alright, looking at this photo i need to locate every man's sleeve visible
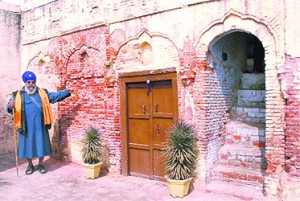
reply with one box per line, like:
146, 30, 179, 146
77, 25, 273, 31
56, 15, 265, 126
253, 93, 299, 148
47, 89, 71, 104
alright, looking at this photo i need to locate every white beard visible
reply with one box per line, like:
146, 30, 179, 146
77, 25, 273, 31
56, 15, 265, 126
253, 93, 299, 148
25, 86, 37, 95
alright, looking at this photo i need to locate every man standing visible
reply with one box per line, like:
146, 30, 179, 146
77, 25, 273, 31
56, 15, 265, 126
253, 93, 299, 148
7, 71, 72, 175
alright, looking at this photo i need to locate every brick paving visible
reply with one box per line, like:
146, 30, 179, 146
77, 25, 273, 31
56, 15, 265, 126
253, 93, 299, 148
0, 154, 247, 201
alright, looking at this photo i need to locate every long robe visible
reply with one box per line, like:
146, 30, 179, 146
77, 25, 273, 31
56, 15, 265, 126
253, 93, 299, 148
7, 87, 70, 159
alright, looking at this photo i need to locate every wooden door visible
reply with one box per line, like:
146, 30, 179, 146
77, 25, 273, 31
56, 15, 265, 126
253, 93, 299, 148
120, 71, 178, 181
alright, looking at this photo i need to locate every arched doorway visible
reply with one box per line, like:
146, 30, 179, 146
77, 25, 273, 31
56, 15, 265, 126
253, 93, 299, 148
204, 31, 266, 199
195, 12, 286, 198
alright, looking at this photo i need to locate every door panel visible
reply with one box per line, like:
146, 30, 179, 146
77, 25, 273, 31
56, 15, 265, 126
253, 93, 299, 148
129, 149, 150, 176
129, 119, 150, 145
152, 118, 172, 147
153, 81, 173, 115
128, 83, 149, 117
153, 149, 165, 177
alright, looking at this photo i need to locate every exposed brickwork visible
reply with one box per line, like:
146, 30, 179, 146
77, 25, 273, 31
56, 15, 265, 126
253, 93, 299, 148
25, 26, 122, 173
278, 56, 300, 177
179, 37, 198, 86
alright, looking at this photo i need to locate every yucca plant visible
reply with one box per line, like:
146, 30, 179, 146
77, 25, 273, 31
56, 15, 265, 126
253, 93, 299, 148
164, 121, 198, 180
81, 126, 102, 164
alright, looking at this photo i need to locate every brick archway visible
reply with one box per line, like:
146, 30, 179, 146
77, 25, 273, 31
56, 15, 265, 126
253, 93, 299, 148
196, 11, 286, 197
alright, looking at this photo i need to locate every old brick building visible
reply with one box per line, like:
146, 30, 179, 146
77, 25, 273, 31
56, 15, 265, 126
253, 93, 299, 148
1, 0, 300, 200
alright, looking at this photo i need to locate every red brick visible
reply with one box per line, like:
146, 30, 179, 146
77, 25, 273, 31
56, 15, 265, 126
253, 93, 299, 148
233, 135, 242, 141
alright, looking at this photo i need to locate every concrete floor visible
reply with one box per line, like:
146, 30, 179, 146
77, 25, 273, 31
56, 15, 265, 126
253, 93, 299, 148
0, 154, 245, 201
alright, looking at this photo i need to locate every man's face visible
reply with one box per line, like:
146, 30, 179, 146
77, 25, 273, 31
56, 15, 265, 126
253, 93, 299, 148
25, 80, 37, 94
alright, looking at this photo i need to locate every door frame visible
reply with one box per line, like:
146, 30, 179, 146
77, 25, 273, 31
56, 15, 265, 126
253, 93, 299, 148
119, 67, 178, 176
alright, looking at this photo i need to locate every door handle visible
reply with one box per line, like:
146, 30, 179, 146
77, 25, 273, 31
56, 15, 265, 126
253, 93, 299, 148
156, 124, 161, 135
155, 103, 158, 113
143, 104, 146, 114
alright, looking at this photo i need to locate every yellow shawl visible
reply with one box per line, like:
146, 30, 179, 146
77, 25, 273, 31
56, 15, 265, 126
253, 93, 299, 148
14, 88, 53, 130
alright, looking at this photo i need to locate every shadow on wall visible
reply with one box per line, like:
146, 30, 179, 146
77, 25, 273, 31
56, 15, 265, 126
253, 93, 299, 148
0, 95, 23, 172
51, 120, 64, 160
50, 98, 111, 176
100, 142, 110, 176
0, 95, 15, 157
51, 101, 83, 162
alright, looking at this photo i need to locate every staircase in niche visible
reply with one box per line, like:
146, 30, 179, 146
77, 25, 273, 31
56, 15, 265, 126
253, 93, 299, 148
206, 73, 266, 200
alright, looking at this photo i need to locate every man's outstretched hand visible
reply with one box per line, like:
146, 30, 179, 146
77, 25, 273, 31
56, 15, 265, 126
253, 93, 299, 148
9, 101, 15, 109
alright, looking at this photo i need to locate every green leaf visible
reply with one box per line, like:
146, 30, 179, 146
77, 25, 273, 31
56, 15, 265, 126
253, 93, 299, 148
81, 126, 102, 164
163, 121, 198, 180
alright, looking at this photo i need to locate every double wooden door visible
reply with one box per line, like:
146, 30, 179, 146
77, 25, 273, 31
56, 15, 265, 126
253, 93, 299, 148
120, 72, 178, 181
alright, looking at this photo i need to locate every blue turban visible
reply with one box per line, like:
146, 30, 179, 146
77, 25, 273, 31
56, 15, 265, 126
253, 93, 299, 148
22, 71, 37, 83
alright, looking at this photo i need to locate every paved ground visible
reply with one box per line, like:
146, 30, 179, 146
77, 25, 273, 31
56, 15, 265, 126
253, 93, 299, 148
0, 154, 244, 201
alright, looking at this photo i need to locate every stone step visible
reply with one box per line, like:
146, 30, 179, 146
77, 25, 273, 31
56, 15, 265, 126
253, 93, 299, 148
226, 121, 266, 146
241, 73, 265, 90
219, 144, 267, 169
230, 107, 265, 125
237, 90, 265, 107
206, 180, 265, 201
210, 165, 265, 189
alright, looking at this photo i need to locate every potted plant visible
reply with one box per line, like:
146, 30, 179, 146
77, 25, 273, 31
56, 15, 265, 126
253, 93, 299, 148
164, 121, 198, 198
81, 126, 103, 179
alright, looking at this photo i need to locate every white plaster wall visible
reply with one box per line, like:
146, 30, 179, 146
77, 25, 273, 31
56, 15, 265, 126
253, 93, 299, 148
285, 0, 300, 57
20, 0, 286, 51
0, 4, 21, 155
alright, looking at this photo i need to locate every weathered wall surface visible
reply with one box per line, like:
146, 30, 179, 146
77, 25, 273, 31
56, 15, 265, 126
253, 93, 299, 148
0, 3, 20, 155
1, 0, 300, 199
283, 1, 300, 173
275, 0, 300, 198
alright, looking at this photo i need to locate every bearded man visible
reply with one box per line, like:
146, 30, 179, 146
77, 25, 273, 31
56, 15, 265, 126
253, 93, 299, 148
7, 71, 72, 175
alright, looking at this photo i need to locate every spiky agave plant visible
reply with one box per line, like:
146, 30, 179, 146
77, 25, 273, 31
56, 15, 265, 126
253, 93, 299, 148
164, 121, 198, 180
82, 126, 102, 164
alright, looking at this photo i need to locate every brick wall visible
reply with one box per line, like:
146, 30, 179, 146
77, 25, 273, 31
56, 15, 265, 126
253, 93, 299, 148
278, 56, 300, 176
282, 4, 300, 191
25, 26, 124, 173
